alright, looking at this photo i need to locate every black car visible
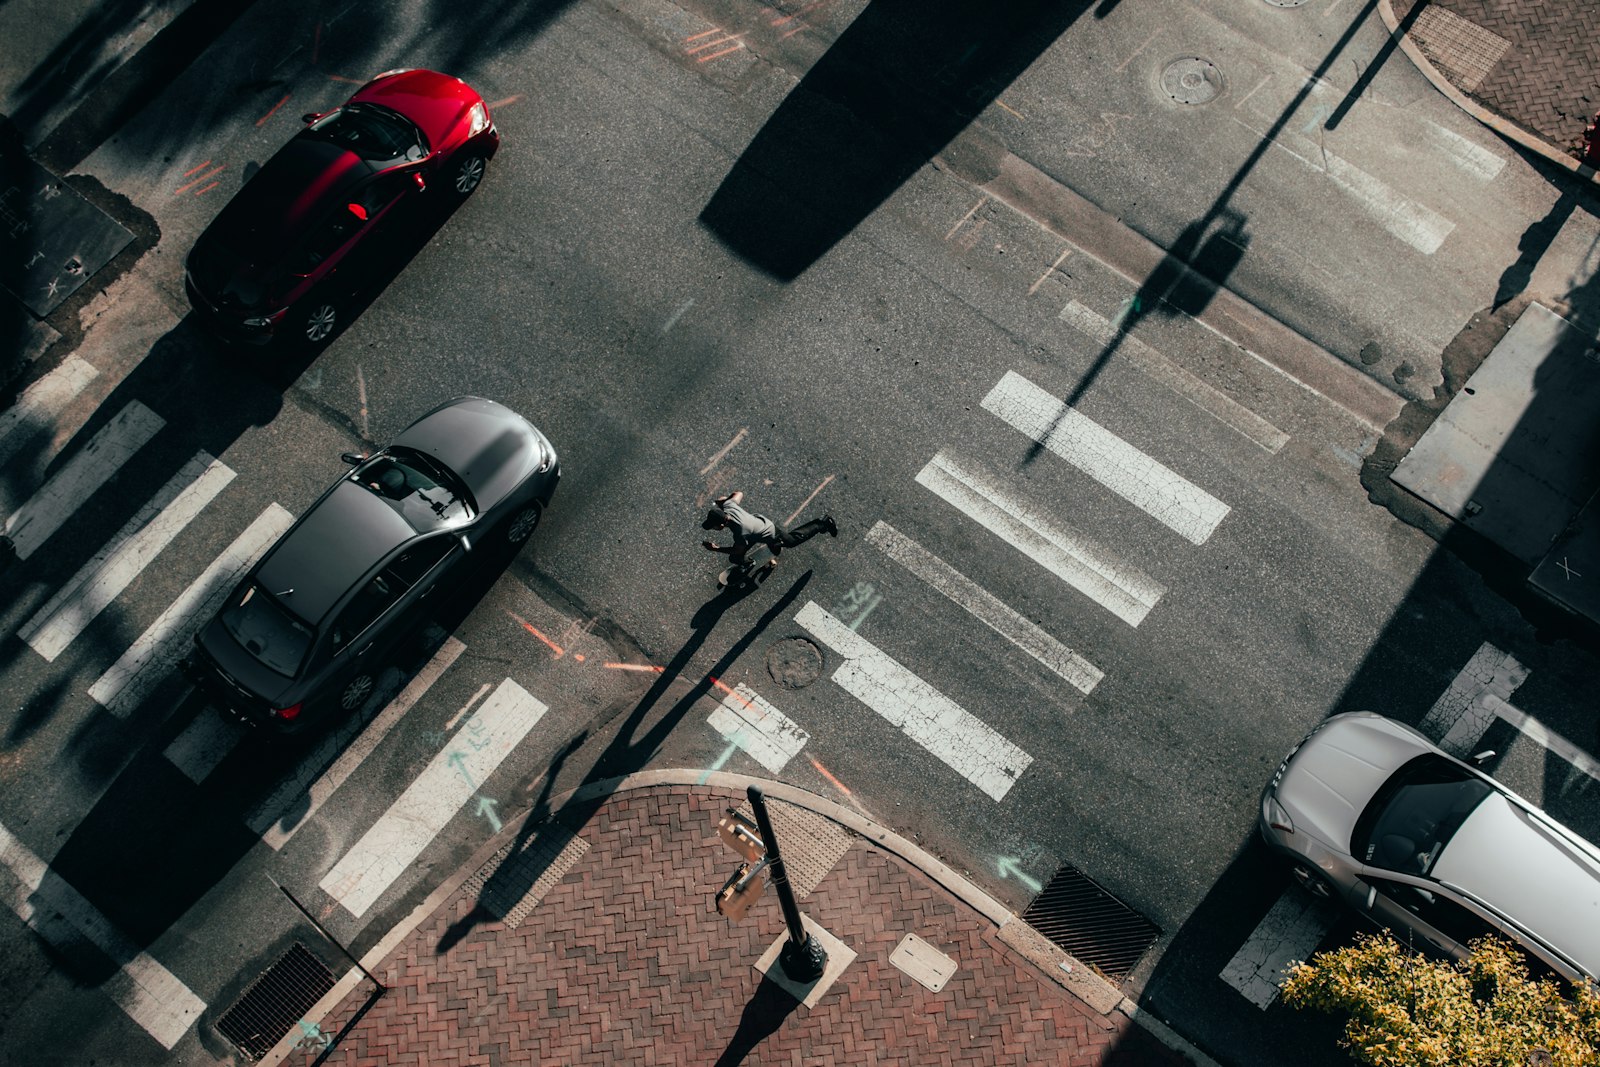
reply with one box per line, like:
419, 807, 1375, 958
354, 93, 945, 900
185, 397, 557, 730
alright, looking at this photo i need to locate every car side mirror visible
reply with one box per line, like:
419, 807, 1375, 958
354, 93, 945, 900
341, 452, 367, 465
301, 112, 321, 124
412, 172, 426, 192
1470, 750, 1496, 765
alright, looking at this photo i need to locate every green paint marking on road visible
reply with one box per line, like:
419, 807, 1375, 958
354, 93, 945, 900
447, 750, 475, 789
697, 739, 740, 784
475, 795, 501, 833
1110, 295, 1141, 331
995, 855, 1042, 893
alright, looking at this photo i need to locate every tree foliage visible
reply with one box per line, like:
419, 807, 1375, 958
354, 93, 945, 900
1280, 932, 1600, 1067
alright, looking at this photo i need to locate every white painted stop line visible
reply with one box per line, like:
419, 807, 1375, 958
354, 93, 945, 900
796, 601, 1032, 801
320, 678, 547, 917
982, 370, 1230, 545
0, 819, 205, 1049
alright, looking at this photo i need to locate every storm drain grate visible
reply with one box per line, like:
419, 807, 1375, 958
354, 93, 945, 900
1020, 865, 1161, 981
217, 942, 336, 1060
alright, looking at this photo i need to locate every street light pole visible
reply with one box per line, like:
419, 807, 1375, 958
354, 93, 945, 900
746, 785, 827, 982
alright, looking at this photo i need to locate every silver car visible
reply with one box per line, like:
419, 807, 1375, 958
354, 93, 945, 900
1260, 711, 1600, 984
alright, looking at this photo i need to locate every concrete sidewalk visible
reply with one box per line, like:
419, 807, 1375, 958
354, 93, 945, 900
267, 775, 1207, 1066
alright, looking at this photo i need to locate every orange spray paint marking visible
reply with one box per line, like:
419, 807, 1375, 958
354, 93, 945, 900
508, 611, 563, 657
487, 95, 524, 110
707, 676, 757, 711
175, 165, 226, 196
311, 22, 322, 65
996, 99, 1024, 120
698, 43, 744, 62
784, 474, 834, 527
181, 159, 213, 178
808, 755, 850, 794
328, 74, 364, 84
605, 663, 664, 673
573, 653, 586, 662
772, 0, 833, 26
255, 94, 292, 127
194, 182, 221, 196
701, 427, 747, 475
684, 28, 723, 42
946, 195, 988, 240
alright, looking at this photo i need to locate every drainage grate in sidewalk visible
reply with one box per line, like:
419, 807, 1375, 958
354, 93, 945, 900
216, 942, 336, 1061
1020, 865, 1161, 981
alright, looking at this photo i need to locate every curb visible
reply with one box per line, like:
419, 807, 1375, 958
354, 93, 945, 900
1377, 0, 1600, 186
264, 769, 1219, 1067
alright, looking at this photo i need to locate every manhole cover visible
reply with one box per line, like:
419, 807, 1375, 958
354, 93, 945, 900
766, 637, 822, 688
1160, 57, 1224, 105
1263, 0, 1310, 6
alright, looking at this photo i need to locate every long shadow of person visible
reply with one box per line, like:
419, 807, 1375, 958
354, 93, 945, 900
711, 977, 804, 1067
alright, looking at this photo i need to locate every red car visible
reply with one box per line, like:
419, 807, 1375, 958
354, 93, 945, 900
185, 69, 499, 347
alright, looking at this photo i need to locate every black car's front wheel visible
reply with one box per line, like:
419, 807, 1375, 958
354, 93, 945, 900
339, 672, 374, 711
451, 154, 487, 197
504, 501, 542, 545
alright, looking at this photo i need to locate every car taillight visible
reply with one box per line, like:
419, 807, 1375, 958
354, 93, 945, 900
271, 702, 302, 722
468, 101, 490, 137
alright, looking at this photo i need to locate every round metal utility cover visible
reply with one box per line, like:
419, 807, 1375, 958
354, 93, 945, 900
1262, 0, 1310, 6
1161, 57, 1224, 105
767, 637, 823, 689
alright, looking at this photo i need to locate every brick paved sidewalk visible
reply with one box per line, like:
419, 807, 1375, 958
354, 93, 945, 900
297, 786, 1192, 1066
1393, 0, 1600, 166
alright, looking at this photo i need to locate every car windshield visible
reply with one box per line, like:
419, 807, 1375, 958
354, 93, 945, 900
305, 104, 425, 162
352, 448, 473, 530
221, 582, 314, 676
1353, 754, 1493, 876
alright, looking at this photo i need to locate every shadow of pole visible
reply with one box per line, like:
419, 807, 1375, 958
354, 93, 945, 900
710, 977, 803, 1067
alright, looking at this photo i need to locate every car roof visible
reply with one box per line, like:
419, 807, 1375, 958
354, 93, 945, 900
1434, 791, 1600, 978
255, 480, 416, 625
202, 138, 375, 258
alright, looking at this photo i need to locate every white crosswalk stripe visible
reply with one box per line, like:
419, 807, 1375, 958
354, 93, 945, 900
0, 819, 205, 1049
916, 450, 1164, 627
0, 356, 98, 470
866, 520, 1103, 695
3, 400, 165, 559
982, 370, 1230, 545
796, 601, 1032, 801
89, 504, 294, 717
21, 453, 235, 661
319, 677, 547, 918
707, 684, 808, 774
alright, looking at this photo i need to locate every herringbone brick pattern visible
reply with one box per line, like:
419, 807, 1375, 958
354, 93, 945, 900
1400, 0, 1600, 152
310, 787, 1187, 1066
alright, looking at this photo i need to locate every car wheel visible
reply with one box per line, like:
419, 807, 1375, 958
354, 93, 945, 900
296, 295, 339, 346
1290, 862, 1335, 900
339, 673, 374, 711
505, 502, 542, 544
452, 154, 487, 197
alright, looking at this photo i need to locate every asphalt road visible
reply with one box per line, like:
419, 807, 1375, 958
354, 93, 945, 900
2, 0, 1599, 1064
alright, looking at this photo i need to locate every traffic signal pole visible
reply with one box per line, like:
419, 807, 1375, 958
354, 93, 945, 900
746, 785, 828, 983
